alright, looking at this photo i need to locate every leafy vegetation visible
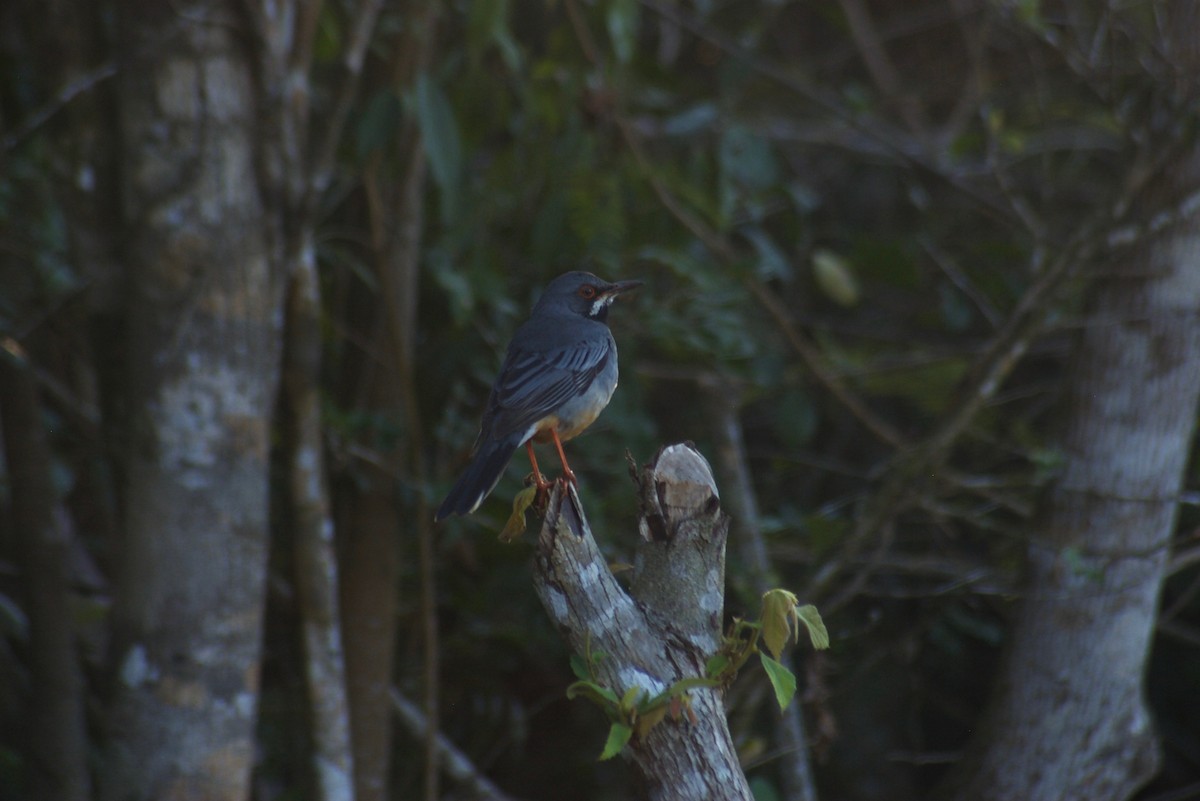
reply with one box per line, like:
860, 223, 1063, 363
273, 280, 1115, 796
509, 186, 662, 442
1, 0, 1198, 799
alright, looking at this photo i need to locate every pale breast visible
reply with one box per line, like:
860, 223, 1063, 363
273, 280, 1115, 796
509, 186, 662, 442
530, 341, 620, 443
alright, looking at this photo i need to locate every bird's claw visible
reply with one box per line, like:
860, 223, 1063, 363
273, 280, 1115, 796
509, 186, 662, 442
524, 470, 552, 493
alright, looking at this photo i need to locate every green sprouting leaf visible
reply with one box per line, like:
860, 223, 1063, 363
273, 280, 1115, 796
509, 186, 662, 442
414, 73, 462, 223
566, 680, 621, 708
760, 588, 800, 660
705, 653, 730, 678
796, 604, 830, 650
599, 722, 633, 760
620, 686, 644, 713
569, 653, 591, 681
635, 702, 669, 738
606, 0, 639, 65
759, 652, 797, 712
499, 485, 538, 542
812, 248, 860, 307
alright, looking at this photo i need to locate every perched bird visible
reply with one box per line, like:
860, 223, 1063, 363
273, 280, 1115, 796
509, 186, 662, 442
435, 271, 642, 521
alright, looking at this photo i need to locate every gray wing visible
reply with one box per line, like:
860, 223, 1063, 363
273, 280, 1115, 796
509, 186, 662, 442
481, 334, 613, 440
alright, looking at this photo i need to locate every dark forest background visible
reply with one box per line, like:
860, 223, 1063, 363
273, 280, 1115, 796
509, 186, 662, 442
2, 1, 1199, 800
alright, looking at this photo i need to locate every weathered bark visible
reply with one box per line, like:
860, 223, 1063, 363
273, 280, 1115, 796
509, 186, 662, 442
0, 346, 91, 801
939, 160, 1200, 800
282, 244, 355, 801
100, 2, 282, 798
533, 444, 753, 801
251, 0, 382, 796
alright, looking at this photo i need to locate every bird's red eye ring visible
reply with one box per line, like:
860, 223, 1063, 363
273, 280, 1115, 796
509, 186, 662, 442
579, 285, 597, 300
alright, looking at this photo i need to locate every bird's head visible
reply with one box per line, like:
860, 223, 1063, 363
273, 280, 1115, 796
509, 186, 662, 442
533, 271, 644, 323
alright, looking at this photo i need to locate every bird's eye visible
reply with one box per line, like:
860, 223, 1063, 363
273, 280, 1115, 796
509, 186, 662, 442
578, 285, 597, 300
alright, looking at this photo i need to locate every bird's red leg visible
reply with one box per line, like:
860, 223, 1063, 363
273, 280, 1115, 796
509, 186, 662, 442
525, 441, 551, 492
549, 428, 578, 486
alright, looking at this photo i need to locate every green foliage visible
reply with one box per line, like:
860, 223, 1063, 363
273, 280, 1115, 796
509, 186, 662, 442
564, 588, 827, 758
566, 636, 720, 759
758, 653, 797, 712
414, 72, 463, 223
9, 0, 1199, 797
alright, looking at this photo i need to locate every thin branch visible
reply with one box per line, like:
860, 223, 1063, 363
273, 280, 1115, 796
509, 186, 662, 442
919, 235, 1003, 329
838, 0, 930, 136
307, 0, 384, 203
1, 62, 117, 152
390, 690, 520, 801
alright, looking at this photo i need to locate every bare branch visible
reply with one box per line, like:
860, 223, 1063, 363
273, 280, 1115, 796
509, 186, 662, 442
1, 62, 117, 152
390, 690, 521, 801
532, 447, 752, 801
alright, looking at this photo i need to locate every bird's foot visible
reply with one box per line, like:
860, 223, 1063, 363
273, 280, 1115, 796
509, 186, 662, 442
524, 470, 552, 493
561, 466, 578, 487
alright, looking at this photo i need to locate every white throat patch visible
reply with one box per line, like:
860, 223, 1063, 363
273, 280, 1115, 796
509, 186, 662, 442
589, 295, 615, 317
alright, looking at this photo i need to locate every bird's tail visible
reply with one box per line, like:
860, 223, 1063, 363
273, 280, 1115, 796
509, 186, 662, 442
434, 434, 523, 521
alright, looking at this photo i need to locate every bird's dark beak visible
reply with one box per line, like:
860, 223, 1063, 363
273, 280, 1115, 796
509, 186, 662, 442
605, 279, 644, 299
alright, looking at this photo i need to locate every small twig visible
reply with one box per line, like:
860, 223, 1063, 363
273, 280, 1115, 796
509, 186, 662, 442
1, 62, 117, 152
919, 235, 1003, 329
837, 0, 929, 136
307, 0, 385, 203
390, 689, 520, 801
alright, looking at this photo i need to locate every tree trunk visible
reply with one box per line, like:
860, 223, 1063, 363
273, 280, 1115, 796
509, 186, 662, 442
100, 2, 282, 798
338, 479, 400, 801
282, 242, 355, 801
0, 347, 91, 801
939, 156, 1200, 800
532, 444, 753, 801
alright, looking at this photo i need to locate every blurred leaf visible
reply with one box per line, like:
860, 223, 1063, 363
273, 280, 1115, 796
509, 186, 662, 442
705, 653, 730, 678
414, 73, 463, 223
428, 251, 473, 323
468, 0, 522, 72
566, 680, 621, 708
0, 593, 28, 641
796, 604, 830, 650
803, 512, 848, 556
606, 0, 639, 65
938, 282, 973, 331
759, 652, 797, 711
760, 588, 799, 660
662, 103, 718, 136
719, 124, 779, 192
812, 248, 860, 307
356, 90, 403, 159
857, 357, 968, 416
750, 776, 782, 801
1014, 0, 1048, 33
744, 226, 791, 281
599, 722, 633, 760
569, 653, 591, 681
313, 6, 342, 62
943, 605, 1004, 646
634, 703, 669, 738
499, 485, 538, 542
